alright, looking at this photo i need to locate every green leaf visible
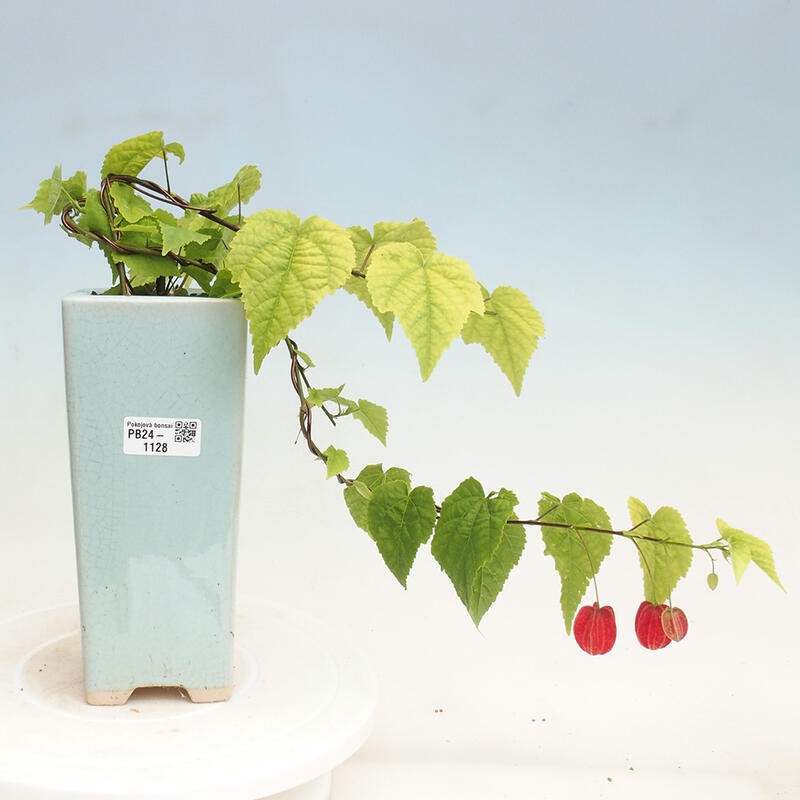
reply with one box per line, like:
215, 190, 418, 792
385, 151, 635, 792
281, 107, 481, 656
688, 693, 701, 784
124, 253, 181, 286
366, 243, 485, 380
431, 477, 521, 626
156, 218, 212, 256
110, 182, 155, 224
293, 348, 315, 369
350, 219, 437, 271
716, 519, 784, 590
343, 464, 411, 532
383, 466, 412, 483
627, 496, 651, 527
78, 188, 113, 240
371, 219, 437, 259
352, 398, 388, 445
306, 385, 353, 412
322, 445, 349, 479
181, 264, 215, 294
203, 165, 262, 216
164, 141, 185, 163
112, 218, 163, 255
101, 131, 176, 178
366, 481, 437, 587
344, 465, 386, 532
205, 269, 239, 297
629, 501, 694, 604
74, 189, 117, 275
461, 285, 544, 395
537, 492, 614, 634
344, 481, 375, 532
25, 166, 87, 224
226, 210, 356, 371
183, 226, 234, 272
304, 389, 387, 447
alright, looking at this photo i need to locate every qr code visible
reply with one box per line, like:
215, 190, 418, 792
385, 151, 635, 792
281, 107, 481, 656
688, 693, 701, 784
174, 420, 198, 443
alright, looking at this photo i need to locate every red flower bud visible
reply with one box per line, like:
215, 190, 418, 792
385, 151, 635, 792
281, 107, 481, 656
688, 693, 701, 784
661, 606, 688, 642
635, 600, 671, 649
573, 602, 617, 655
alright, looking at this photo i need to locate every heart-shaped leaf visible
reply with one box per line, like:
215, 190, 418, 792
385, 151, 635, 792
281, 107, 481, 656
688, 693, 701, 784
461, 285, 544, 395
366, 243, 484, 380
367, 481, 437, 587
227, 210, 355, 370
431, 478, 522, 626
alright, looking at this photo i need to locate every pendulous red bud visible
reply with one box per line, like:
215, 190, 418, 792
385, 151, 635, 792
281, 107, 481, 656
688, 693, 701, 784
635, 600, 672, 649
574, 602, 617, 655
661, 606, 689, 642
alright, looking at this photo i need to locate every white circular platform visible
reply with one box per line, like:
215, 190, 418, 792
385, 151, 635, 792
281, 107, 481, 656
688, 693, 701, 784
0, 602, 377, 800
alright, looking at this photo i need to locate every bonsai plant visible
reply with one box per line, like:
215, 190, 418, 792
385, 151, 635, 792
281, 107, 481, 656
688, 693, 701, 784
27, 130, 783, 679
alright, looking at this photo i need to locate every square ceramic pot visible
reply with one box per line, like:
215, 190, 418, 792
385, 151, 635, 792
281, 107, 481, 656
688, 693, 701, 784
62, 290, 247, 705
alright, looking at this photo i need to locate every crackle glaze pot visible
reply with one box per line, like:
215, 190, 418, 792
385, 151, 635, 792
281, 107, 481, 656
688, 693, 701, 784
62, 290, 247, 705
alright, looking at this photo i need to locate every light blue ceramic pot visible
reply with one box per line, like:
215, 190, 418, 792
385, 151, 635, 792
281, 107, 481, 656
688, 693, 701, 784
62, 290, 247, 705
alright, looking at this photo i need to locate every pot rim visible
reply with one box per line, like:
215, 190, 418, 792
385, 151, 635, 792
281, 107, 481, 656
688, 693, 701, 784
63, 289, 243, 306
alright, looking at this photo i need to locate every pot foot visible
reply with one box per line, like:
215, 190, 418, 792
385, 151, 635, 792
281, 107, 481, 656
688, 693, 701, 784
85, 689, 135, 706
183, 686, 233, 703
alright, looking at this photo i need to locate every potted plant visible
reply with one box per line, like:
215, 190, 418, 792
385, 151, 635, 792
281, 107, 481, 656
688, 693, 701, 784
27, 131, 783, 704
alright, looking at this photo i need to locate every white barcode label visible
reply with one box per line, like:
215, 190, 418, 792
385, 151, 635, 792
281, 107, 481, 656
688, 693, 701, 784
123, 417, 202, 457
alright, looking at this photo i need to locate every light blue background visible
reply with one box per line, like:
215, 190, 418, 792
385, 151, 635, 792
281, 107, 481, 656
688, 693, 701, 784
1, 2, 798, 797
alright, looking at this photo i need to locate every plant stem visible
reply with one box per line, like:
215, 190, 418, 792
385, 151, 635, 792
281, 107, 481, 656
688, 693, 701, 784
104, 174, 240, 232
116, 263, 132, 295
284, 337, 352, 486
507, 516, 728, 554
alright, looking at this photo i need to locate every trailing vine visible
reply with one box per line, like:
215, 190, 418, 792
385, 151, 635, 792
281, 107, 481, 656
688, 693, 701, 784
27, 131, 783, 651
